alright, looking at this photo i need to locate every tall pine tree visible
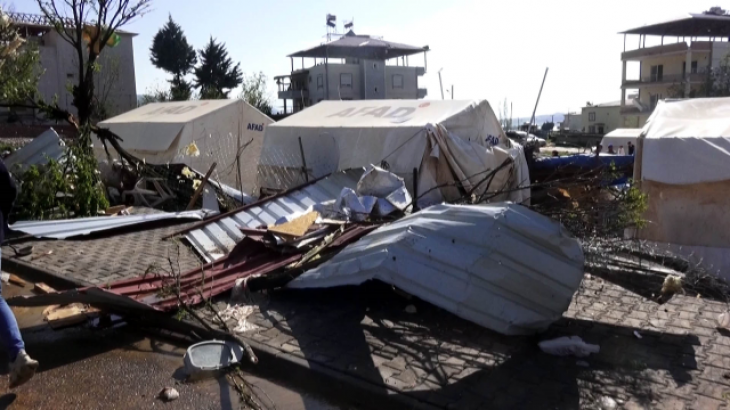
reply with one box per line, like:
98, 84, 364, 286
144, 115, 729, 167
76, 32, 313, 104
149, 15, 196, 100
194, 37, 242, 99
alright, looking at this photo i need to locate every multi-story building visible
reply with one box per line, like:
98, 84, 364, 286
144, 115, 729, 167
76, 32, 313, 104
619, 10, 730, 127
8, 12, 138, 119
275, 30, 429, 114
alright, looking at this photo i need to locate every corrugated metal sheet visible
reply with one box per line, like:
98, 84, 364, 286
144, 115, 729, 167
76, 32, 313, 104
185, 169, 365, 261
10, 209, 217, 239
289, 203, 585, 336
5, 128, 65, 171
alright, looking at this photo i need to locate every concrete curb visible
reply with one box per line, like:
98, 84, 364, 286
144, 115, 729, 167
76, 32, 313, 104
2, 256, 442, 410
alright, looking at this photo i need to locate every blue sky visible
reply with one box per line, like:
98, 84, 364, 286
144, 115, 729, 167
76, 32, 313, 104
12, 0, 721, 117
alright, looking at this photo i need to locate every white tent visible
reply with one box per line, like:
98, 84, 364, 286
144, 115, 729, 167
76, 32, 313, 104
257, 100, 530, 207
634, 98, 730, 276
600, 128, 641, 150
96, 100, 273, 194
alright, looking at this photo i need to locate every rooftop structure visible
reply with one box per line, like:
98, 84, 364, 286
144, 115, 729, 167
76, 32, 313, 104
275, 16, 429, 114
619, 9, 730, 128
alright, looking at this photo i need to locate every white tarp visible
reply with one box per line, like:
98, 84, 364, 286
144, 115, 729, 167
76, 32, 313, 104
289, 203, 585, 335
600, 128, 641, 150
96, 100, 273, 194
257, 100, 530, 207
640, 98, 730, 185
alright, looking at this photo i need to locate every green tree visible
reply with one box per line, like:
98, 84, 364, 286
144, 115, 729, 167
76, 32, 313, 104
150, 15, 196, 101
239, 72, 272, 115
0, 7, 40, 104
36, 0, 152, 124
194, 37, 242, 99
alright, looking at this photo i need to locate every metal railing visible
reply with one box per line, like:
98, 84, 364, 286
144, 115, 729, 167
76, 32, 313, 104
623, 69, 710, 85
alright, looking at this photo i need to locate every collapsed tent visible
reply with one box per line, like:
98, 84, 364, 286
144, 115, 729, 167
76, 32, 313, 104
256, 100, 530, 208
289, 203, 585, 335
633, 98, 730, 276
95, 100, 273, 194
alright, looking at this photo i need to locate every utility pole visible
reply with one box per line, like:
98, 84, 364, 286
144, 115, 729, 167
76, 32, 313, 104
438, 68, 444, 100
451, 85, 454, 100
528, 67, 549, 135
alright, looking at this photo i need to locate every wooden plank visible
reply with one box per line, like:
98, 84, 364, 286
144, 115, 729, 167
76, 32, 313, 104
45, 304, 99, 329
8, 274, 26, 287
105, 205, 127, 215
33, 282, 56, 294
268, 211, 319, 238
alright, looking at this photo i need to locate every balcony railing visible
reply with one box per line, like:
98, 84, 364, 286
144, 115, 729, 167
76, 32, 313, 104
622, 69, 709, 87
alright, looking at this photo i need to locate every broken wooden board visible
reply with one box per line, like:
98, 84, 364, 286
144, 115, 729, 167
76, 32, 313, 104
268, 211, 319, 238
105, 205, 127, 215
33, 282, 56, 294
45, 303, 99, 329
8, 274, 26, 287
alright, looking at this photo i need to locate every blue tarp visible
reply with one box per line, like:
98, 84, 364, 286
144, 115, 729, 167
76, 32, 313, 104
531, 154, 634, 172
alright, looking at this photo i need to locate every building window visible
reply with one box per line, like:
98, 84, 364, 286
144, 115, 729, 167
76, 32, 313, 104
317, 74, 324, 90
589, 126, 596, 133
588, 112, 596, 122
392, 74, 404, 89
650, 64, 664, 82
340, 73, 352, 88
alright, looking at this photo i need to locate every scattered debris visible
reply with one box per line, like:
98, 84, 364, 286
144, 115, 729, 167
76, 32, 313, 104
183, 340, 246, 379
599, 396, 618, 410
576, 360, 589, 367
158, 387, 179, 402
33, 282, 56, 295
539, 336, 600, 357
405, 305, 417, 314
268, 211, 319, 238
4, 128, 65, 172
218, 304, 259, 334
718, 312, 730, 329
633, 331, 643, 339
661, 275, 683, 295
44, 303, 98, 329
7, 274, 26, 287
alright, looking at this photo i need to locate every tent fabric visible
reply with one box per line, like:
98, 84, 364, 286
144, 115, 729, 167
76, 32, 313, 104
96, 100, 273, 194
256, 100, 529, 207
640, 98, 730, 185
600, 128, 641, 149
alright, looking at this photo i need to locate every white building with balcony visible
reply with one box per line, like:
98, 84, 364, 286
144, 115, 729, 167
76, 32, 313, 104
7, 12, 138, 119
274, 31, 429, 114
619, 11, 730, 128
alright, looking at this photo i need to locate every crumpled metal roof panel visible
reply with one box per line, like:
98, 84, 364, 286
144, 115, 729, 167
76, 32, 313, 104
185, 169, 365, 261
289, 203, 585, 336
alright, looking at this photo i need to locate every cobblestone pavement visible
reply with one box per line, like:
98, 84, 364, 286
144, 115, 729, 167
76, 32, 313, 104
2, 217, 201, 286
5, 223, 730, 409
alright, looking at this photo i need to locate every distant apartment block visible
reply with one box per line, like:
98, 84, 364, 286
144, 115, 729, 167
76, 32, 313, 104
620, 9, 730, 127
275, 30, 429, 114
8, 12, 137, 119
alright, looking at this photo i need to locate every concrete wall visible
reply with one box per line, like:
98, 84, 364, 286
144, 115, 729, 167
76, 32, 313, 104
303, 62, 422, 105
581, 105, 622, 135
384, 66, 419, 99
361, 59, 386, 99
33, 31, 136, 119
